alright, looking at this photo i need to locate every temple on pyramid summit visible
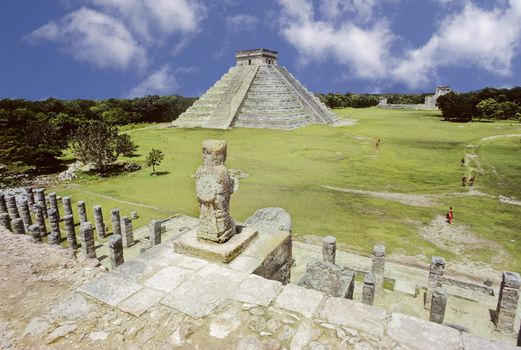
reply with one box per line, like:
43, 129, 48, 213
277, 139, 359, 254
172, 49, 337, 130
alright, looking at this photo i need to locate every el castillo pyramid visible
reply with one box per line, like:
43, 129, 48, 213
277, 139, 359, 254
172, 49, 337, 129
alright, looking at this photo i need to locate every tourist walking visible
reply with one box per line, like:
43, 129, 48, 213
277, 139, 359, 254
461, 175, 467, 187
446, 207, 454, 224
469, 176, 475, 186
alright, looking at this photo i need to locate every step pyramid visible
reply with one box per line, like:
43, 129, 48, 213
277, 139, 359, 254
172, 49, 337, 130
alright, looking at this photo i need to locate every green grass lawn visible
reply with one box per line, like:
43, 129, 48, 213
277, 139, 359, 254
50, 107, 521, 271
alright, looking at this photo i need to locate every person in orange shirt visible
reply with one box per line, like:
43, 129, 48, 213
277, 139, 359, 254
446, 207, 454, 224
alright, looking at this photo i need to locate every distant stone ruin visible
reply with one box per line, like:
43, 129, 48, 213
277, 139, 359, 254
378, 86, 452, 110
173, 49, 337, 129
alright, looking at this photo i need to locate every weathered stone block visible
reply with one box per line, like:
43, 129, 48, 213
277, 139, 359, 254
425, 256, 446, 310
79, 222, 96, 259
429, 287, 448, 324
117, 287, 165, 317
149, 220, 161, 247
0, 213, 11, 231
298, 260, 354, 299
63, 214, 78, 250
121, 216, 134, 247
143, 266, 191, 292
371, 244, 385, 297
11, 218, 25, 235
496, 271, 520, 333
108, 234, 124, 269
77, 201, 87, 224
245, 207, 292, 234
362, 272, 375, 306
78, 273, 142, 306
322, 236, 336, 264
275, 284, 324, 318
232, 274, 282, 306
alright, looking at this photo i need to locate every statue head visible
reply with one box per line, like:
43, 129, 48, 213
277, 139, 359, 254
202, 139, 227, 166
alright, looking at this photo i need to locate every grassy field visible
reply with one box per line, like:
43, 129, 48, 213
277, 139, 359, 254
50, 108, 521, 271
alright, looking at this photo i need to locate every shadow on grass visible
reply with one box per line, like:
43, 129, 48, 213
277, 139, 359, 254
151, 171, 170, 176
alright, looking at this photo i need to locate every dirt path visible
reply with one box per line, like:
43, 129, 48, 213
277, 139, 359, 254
69, 186, 176, 215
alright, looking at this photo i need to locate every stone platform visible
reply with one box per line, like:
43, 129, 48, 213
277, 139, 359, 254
173, 226, 258, 263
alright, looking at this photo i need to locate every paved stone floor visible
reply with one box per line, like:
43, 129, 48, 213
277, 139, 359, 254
16, 236, 514, 349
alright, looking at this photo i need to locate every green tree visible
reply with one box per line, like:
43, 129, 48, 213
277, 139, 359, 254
145, 149, 164, 174
71, 121, 120, 173
476, 98, 498, 121
115, 134, 137, 157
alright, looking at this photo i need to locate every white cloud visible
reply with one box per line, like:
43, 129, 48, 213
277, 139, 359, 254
277, 0, 394, 79
90, 0, 206, 44
319, 0, 379, 23
225, 14, 259, 33
128, 65, 178, 97
24, 7, 146, 70
393, 0, 521, 87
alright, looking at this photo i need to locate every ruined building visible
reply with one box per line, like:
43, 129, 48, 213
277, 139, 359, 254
172, 49, 337, 130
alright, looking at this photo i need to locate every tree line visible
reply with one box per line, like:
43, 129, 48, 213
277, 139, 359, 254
316, 92, 431, 109
436, 87, 521, 122
0, 95, 195, 173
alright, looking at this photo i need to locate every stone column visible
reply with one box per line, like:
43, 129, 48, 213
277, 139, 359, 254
322, 236, 336, 264
93, 205, 106, 239
130, 211, 138, 220
425, 256, 446, 310
429, 287, 448, 324
11, 218, 25, 235
33, 204, 47, 236
18, 198, 32, 229
24, 187, 35, 209
362, 272, 376, 306
371, 245, 385, 296
48, 192, 60, 221
48, 209, 61, 245
5, 195, 20, 219
121, 216, 134, 248
111, 208, 121, 236
77, 201, 87, 224
195, 140, 237, 243
34, 188, 48, 217
62, 196, 73, 217
0, 213, 11, 231
149, 220, 162, 247
496, 271, 520, 333
79, 222, 96, 259
28, 224, 42, 243
63, 214, 78, 250
108, 235, 124, 269
0, 192, 7, 214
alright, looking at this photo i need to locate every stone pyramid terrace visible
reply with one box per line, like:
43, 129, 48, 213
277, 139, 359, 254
172, 49, 337, 130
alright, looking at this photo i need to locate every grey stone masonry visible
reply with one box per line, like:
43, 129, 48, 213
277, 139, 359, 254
430, 288, 448, 324
18, 198, 32, 228
322, 235, 336, 264
33, 204, 47, 236
77, 201, 87, 224
121, 216, 134, 248
108, 234, 124, 269
0, 213, 11, 231
48, 192, 60, 221
298, 261, 354, 299
425, 256, 446, 310
495, 271, 520, 333
0, 192, 7, 214
62, 196, 73, 217
5, 195, 20, 219
48, 209, 61, 245
24, 187, 34, 209
79, 222, 96, 259
63, 214, 78, 250
34, 188, 48, 217
93, 205, 106, 239
11, 218, 25, 235
371, 245, 385, 296
28, 224, 42, 243
362, 272, 376, 306
149, 220, 161, 247
130, 211, 138, 220
111, 208, 121, 236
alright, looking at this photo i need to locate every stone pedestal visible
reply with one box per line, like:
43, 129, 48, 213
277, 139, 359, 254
322, 236, 336, 264
496, 271, 520, 333
149, 220, 161, 247
80, 222, 96, 259
121, 216, 134, 248
77, 201, 87, 224
48, 192, 60, 221
425, 256, 446, 310
298, 260, 354, 299
62, 197, 73, 217
111, 208, 121, 236
363, 272, 376, 306
371, 245, 385, 296
174, 226, 258, 263
34, 189, 48, 218
429, 288, 448, 324
63, 214, 78, 250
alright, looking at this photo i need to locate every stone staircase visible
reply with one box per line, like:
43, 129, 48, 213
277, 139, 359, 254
173, 66, 256, 128
275, 66, 337, 124
233, 65, 318, 129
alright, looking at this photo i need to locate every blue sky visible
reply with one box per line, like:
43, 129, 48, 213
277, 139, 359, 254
1, 0, 520, 100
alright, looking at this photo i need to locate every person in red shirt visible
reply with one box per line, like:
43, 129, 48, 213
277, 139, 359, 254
446, 207, 454, 224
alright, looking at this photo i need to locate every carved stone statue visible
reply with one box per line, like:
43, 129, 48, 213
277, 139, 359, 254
195, 140, 237, 243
